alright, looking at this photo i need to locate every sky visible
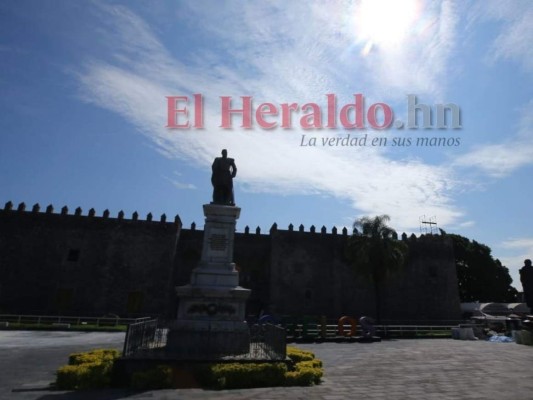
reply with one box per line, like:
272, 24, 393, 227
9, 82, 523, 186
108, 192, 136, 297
0, 0, 531, 291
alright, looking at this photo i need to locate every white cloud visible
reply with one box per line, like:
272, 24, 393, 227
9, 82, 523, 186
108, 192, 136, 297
497, 238, 533, 291
164, 172, 197, 190
454, 101, 533, 177
75, 1, 464, 232
170, 181, 196, 190
447, 220, 475, 230
180, 0, 459, 101
502, 238, 533, 251
455, 2, 533, 179
469, 0, 533, 73
352, 0, 459, 99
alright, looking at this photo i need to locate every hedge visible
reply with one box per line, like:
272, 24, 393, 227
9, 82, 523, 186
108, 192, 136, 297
56, 349, 120, 390
131, 365, 174, 390
208, 362, 288, 389
56, 346, 323, 390
287, 346, 316, 362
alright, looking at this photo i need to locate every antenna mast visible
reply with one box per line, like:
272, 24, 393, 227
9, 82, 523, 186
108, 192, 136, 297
419, 215, 438, 235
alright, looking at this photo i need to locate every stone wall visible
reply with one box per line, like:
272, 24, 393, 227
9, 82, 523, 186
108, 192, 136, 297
380, 235, 462, 321
268, 229, 375, 318
265, 228, 460, 321
0, 201, 461, 321
174, 224, 461, 322
0, 202, 181, 316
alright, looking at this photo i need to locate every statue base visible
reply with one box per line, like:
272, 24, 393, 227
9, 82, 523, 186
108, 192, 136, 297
166, 320, 250, 357
166, 204, 251, 358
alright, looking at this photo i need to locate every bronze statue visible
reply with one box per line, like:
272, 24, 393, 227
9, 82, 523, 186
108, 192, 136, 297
520, 259, 533, 311
211, 149, 237, 205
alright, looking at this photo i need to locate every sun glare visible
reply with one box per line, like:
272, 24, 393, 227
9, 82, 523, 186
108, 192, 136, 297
355, 0, 421, 51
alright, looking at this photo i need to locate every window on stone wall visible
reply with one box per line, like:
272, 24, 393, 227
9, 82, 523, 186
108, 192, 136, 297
66, 249, 80, 262
127, 291, 145, 314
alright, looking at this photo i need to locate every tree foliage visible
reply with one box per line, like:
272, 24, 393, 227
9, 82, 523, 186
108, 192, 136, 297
346, 215, 408, 322
448, 234, 518, 302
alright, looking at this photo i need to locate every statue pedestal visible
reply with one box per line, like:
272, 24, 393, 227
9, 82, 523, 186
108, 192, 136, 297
166, 204, 251, 357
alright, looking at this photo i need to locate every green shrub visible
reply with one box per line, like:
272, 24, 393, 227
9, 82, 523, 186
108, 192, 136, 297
285, 368, 317, 386
56, 348, 120, 390
56, 362, 114, 389
287, 346, 315, 362
297, 359, 322, 369
285, 347, 323, 386
55, 346, 323, 390
68, 349, 120, 365
209, 362, 287, 389
131, 365, 173, 390
284, 364, 323, 386
56, 365, 84, 390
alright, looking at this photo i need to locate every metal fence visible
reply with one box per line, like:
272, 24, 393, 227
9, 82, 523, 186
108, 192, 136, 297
0, 314, 151, 327
122, 319, 165, 357
122, 320, 286, 361
284, 321, 456, 340
246, 323, 286, 360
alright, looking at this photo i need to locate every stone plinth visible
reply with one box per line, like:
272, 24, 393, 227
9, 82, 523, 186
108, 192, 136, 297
166, 204, 251, 357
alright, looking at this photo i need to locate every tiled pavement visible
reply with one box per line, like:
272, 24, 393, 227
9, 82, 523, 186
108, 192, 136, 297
1, 331, 532, 399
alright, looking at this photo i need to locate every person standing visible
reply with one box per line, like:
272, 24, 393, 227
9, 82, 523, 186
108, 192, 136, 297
520, 259, 533, 312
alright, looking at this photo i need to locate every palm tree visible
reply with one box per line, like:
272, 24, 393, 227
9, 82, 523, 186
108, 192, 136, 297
346, 215, 408, 323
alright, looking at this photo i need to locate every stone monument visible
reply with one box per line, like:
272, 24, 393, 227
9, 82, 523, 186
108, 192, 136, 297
211, 149, 236, 205
166, 150, 250, 357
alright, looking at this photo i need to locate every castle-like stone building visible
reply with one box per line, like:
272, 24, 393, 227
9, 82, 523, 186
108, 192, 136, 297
0, 201, 461, 322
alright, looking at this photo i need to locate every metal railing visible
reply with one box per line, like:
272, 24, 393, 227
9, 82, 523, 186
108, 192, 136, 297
283, 321, 456, 340
122, 320, 286, 361
0, 314, 151, 327
122, 319, 163, 357
281, 317, 464, 341
247, 323, 286, 360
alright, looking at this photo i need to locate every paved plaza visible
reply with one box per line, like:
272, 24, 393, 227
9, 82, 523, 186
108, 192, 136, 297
1, 331, 532, 400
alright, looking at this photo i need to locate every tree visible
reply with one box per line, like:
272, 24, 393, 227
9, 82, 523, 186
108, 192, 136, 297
449, 234, 518, 302
346, 215, 408, 323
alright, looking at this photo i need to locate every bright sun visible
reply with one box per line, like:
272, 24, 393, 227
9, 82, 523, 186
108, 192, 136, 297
355, 0, 421, 53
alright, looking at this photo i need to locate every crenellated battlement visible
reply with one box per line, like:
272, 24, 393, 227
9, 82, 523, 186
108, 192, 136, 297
1, 200, 182, 227
6, 196, 438, 243
234, 222, 350, 237
185, 221, 349, 236
186, 219, 430, 243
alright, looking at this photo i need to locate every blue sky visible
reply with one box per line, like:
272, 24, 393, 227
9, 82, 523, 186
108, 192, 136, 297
0, 1, 531, 291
